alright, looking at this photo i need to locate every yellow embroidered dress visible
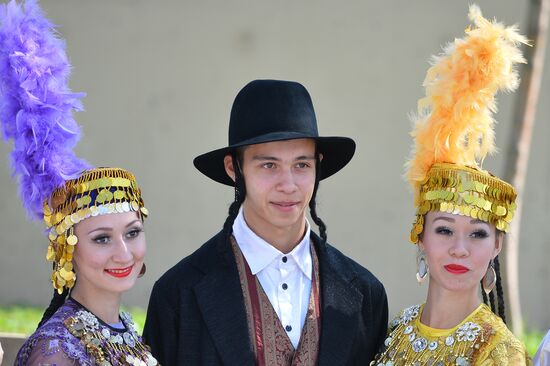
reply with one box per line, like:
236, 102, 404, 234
371, 304, 531, 366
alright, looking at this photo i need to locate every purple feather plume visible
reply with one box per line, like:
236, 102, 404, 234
0, 0, 90, 220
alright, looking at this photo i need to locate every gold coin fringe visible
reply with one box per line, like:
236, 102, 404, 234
43, 168, 148, 293
64, 312, 158, 366
410, 163, 516, 243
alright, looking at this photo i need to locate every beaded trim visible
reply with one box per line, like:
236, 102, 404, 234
64, 308, 158, 366
372, 305, 493, 366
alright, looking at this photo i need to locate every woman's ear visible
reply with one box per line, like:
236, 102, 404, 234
223, 154, 236, 183
493, 231, 504, 257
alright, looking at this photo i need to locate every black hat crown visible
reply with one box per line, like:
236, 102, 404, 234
194, 79, 355, 185
229, 80, 318, 146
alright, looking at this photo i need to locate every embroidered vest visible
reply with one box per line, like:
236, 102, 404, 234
231, 238, 321, 366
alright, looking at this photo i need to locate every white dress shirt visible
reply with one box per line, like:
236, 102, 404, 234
233, 208, 312, 349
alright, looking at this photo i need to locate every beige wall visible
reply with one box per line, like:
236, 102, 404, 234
1, 0, 549, 332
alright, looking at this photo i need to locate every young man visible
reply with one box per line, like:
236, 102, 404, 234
143, 80, 388, 365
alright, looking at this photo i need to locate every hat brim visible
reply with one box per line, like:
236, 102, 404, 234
193, 132, 356, 186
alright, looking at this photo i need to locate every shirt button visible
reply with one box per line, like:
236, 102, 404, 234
282, 283, 288, 290
282, 256, 288, 263
285, 325, 292, 332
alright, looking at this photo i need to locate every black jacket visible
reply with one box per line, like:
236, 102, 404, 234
143, 231, 388, 365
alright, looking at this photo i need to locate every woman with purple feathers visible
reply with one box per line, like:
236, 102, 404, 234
0, 1, 158, 365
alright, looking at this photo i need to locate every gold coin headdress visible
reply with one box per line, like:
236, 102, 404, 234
0, 1, 148, 293
45, 168, 148, 293
407, 5, 529, 243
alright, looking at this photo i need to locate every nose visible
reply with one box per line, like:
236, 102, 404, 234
449, 235, 469, 258
112, 236, 133, 263
276, 167, 298, 193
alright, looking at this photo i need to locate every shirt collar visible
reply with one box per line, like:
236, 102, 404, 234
232, 207, 312, 279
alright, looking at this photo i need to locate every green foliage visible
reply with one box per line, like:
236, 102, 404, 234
0, 306, 42, 335
520, 329, 544, 358
121, 306, 146, 333
0, 305, 146, 335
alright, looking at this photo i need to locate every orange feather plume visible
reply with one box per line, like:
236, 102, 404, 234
406, 5, 529, 203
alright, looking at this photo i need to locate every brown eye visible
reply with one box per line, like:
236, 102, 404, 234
435, 227, 453, 236
471, 230, 489, 239
126, 228, 142, 239
93, 235, 110, 244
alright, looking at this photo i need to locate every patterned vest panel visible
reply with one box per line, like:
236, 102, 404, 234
231, 237, 321, 366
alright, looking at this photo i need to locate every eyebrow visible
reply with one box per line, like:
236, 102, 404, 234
251, 155, 316, 161
432, 216, 490, 226
433, 216, 455, 223
87, 219, 142, 234
470, 219, 489, 226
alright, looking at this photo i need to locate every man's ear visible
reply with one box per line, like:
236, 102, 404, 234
318, 153, 323, 162
224, 154, 236, 183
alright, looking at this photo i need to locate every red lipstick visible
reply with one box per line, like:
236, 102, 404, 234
105, 266, 133, 278
444, 264, 469, 274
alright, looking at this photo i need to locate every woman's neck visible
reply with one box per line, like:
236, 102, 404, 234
70, 285, 122, 324
421, 285, 481, 329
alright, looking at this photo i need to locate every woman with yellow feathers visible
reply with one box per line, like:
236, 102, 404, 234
372, 5, 531, 366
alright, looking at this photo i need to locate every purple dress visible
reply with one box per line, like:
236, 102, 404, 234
15, 298, 156, 366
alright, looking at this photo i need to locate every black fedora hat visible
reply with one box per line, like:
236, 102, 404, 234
193, 79, 356, 186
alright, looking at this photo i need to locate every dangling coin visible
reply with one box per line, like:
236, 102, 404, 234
114, 190, 126, 200
49, 229, 58, 241
64, 262, 73, 272
82, 195, 92, 205
46, 244, 56, 261
67, 235, 78, 246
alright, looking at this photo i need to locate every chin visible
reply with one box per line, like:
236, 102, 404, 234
104, 277, 138, 293
441, 281, 478, 294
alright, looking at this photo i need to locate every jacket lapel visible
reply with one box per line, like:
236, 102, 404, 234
314, 235, 363, 366
193, 234, 255, 366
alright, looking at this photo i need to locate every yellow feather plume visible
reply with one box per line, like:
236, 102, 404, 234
406, 4, 529, 203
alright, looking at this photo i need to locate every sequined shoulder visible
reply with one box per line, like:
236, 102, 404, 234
473, 306, 531, 365
370, 303, 526, 366
389, 304, 422, 331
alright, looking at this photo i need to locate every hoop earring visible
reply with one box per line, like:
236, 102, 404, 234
482, 259, 496, 294
416, 251, 429, 284
138, 263, 147, 278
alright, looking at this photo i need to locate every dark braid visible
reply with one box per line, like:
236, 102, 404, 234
488, 288, 497, 314
494, 256, 506, 323
309, 151, 327, 244
222, 152, 246, 241
479, 256, 506, 324
37, 287, 69, 329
